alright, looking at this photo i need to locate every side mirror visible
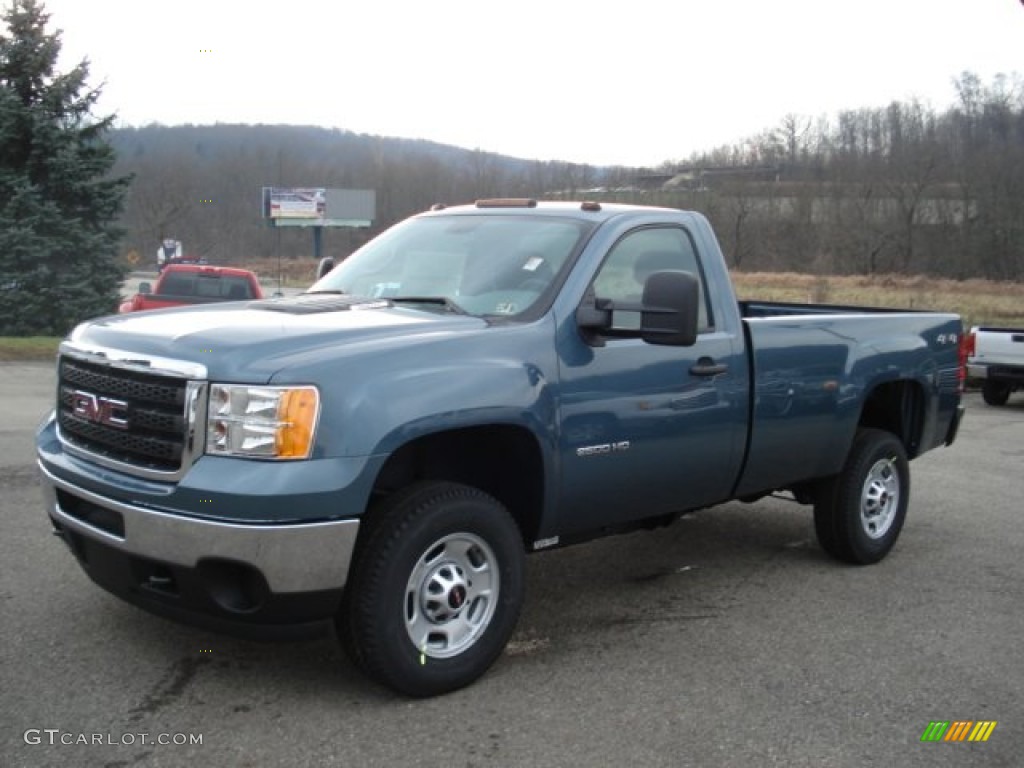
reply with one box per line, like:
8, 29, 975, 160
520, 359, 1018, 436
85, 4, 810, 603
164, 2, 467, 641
316, 257, 336, 280
138, 281, 152, 295
640, 271, 699, 347
576, 272, 700, 347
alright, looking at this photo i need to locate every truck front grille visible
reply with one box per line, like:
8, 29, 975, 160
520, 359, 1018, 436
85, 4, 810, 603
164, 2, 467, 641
57, 355, 200, 476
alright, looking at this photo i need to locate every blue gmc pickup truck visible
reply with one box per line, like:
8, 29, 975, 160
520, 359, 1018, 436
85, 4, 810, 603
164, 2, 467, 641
36, 200, 966, 696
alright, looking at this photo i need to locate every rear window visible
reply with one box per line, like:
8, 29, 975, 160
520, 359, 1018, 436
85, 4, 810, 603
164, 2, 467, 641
158, 273, 254, 300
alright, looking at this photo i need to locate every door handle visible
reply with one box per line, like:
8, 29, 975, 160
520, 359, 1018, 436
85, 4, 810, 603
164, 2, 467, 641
690, 358, 728, 377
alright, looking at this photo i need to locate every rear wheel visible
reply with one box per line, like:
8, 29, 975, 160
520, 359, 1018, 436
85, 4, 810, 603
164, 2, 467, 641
814, 428, 909, 564
339, 481, 524, 697
981, 380, 1011, 406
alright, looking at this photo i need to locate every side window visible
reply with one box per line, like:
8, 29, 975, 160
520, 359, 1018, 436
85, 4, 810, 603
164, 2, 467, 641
591, 227, 712, 332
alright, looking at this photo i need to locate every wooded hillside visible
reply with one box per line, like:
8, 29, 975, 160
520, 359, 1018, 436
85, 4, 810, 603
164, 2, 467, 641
111, 72, 1023, 281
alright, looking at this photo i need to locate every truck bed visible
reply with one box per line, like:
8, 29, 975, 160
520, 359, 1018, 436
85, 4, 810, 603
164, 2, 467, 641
739, 299, 938, 318
734, 301, 963, 498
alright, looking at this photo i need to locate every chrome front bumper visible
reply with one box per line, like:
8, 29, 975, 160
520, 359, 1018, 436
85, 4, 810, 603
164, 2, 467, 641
39, 460, 359, 595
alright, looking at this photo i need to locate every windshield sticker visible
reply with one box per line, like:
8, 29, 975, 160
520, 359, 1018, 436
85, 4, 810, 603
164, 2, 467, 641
522, 256, 544, 272
494, 302, 518, 314
369, 282, 401, 298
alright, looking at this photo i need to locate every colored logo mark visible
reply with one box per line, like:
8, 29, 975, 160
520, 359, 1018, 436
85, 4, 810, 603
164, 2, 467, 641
921, 721, 997, 742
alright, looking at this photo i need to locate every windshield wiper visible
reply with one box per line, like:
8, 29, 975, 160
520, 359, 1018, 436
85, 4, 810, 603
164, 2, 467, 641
303, 289, 347, 295
389, 296, 467, 315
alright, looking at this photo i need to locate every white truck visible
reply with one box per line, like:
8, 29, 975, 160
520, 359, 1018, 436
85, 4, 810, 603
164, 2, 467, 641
967, 326, 1024, 405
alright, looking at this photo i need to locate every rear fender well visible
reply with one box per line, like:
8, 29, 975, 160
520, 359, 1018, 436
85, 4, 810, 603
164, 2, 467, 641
857, 379, 925, 458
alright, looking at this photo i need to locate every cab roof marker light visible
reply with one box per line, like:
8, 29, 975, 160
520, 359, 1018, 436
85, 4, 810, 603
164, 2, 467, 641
580, 201, 602, 211
475, 198, 538, 208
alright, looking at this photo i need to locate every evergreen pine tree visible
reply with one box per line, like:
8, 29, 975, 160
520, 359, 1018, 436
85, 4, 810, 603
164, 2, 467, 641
0, 0, 130, 335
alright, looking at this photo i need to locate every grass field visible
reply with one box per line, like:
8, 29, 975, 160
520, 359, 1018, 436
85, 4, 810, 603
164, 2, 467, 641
0, 336, 61, 361
731, 272, 1023, 329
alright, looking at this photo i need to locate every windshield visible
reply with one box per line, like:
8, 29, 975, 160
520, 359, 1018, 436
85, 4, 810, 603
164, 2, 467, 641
308, 214, 593, 317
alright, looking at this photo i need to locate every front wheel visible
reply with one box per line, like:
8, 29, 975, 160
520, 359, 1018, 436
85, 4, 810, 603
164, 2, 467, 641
339, 482, 525, 697
814, 428, 910, 565
981, 380, 1011, 406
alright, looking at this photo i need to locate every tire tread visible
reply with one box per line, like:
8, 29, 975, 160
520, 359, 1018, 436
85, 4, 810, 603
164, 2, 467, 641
814, 428, 909, 565
340, 481, 523, 697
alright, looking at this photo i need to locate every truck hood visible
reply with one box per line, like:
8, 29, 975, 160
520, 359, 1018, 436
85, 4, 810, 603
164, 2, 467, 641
72, 295, 490, 382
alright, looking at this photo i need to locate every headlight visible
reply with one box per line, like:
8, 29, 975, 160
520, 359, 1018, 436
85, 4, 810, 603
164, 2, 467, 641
206, 384, 319, 459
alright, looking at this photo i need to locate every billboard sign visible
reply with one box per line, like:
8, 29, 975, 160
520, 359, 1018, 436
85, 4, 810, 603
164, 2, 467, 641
261, 188, 375, 227
262, 187, 326, 219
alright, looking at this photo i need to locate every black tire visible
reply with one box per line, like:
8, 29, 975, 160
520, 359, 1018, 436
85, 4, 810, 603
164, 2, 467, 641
981, 380, 1011, 406
814, 428, 910, 565
339, 481, 525, 697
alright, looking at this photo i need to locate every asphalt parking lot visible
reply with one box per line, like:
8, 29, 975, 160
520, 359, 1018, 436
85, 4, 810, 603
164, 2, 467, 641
1, 363, 1021, 768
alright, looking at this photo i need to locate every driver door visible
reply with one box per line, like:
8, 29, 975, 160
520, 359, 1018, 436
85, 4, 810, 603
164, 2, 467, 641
555, 225, 747, 537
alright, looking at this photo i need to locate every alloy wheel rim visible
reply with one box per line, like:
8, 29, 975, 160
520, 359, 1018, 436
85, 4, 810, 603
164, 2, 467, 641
404, 532, 499, 659
860, 457, 900, 540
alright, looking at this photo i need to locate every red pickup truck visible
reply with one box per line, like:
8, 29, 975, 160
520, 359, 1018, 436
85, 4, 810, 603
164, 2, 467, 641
119, 264, 264, 313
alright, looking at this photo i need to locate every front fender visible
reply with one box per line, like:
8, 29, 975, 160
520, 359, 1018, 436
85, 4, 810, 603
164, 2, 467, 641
354, 360, 557, 457
272, 317, 561, 461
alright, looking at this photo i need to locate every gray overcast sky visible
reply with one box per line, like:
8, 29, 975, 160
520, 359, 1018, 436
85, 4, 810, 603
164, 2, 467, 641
37, 0, 1024, 167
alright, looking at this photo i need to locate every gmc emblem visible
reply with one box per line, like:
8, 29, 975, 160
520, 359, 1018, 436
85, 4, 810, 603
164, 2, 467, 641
71, 390, 130, 429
